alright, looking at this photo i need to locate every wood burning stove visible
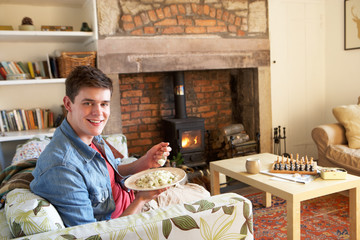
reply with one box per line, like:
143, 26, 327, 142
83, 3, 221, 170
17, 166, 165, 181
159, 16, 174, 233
162, 117, 206, 167
162, 71, 206, 167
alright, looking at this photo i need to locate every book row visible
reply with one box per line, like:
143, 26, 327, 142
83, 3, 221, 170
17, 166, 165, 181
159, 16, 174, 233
0, 56, 60, 80
0, 109, 55, 133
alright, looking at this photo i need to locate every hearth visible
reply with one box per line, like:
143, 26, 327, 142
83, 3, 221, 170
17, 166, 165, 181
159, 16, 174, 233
162, 71, 206, 167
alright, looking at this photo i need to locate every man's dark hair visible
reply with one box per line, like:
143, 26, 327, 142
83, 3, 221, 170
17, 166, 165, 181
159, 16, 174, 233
65, 65, 113, 102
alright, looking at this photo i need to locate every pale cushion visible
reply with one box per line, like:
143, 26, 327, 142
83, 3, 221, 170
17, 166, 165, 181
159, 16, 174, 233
142, 183, 210, 212
332, 104, 360, 149
103, 133, 129, 158
5, 188, 65, 238
12, 136, 51, 164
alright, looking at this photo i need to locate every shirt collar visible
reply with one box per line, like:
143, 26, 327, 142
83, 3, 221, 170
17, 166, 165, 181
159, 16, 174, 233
59, 119, 104, 162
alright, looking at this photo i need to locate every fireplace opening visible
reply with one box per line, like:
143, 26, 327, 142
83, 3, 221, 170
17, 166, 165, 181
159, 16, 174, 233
118, 68, 270, 164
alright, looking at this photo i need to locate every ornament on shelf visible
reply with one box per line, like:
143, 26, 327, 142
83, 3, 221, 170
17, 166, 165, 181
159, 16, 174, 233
19, 17, 35, 31
80, 22, 92, 32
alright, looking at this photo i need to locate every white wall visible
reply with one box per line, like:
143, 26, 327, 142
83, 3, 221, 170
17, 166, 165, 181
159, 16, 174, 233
325, 1, 360, 122
269, 0, 326, 157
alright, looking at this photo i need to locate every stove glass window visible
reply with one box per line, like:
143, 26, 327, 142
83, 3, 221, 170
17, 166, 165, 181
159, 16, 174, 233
181, 130, 202, 150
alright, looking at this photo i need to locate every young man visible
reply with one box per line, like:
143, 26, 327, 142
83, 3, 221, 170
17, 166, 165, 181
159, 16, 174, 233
30, 66, 171, 227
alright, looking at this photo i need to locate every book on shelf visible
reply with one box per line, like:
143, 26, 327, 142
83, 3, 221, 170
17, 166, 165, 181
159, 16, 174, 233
1, 61, 12, 75
17, 61, 29, 74
0, 60, 57, 80
1, 111, 9, 132
0, 108, 55, 133
0, 113, 5, 133
48, 56, 59, 78
27, 62, 35, 78
13, 109, 23, 131
7, 62, 19, 74
0, 64, 7, 79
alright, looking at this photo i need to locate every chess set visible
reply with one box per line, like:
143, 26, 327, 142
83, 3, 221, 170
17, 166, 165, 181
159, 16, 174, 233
270, 154, 318, 175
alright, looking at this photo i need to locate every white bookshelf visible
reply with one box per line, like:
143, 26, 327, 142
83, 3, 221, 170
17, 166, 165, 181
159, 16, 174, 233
0, 30, 94, 43
0, 0, 97, 167
0, 78, 65, 86
0, 128, 56, 142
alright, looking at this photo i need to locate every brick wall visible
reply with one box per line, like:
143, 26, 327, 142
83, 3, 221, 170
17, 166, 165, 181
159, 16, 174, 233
119, 70, 233, 156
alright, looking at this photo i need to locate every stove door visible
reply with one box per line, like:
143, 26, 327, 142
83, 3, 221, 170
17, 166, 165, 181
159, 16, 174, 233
178, 128, 204, 154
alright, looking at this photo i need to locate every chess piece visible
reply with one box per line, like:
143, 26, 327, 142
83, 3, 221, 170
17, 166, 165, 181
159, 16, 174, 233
285, 157, 290, 170
279, 156, 284, 170
300, 157, 305, 171
274, 156, 280, 170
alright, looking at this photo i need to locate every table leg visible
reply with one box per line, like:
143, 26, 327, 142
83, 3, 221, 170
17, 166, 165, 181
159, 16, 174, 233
287, 198, 301, 240
349, 186, 360, 240
262, 192, 272, 207
210, 168, 220, 195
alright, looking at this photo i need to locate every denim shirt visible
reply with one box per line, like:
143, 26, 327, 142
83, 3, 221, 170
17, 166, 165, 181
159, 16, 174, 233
30, 119, 126, 227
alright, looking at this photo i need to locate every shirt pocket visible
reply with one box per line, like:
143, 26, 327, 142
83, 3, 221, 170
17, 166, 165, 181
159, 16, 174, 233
89, 187, 110, 208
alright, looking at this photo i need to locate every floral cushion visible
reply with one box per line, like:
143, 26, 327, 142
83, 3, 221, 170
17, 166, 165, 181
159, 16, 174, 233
13, 192, 253, 240
0, 208, 12, 239
12, 136, 51, 164
5, 188, 65, 238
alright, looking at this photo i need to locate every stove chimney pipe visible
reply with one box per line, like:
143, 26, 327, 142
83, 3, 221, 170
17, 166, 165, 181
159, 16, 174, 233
173, 71, 187, 119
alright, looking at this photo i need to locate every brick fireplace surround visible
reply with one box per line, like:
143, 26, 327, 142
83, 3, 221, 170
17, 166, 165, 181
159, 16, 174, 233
97, 0, 272, 160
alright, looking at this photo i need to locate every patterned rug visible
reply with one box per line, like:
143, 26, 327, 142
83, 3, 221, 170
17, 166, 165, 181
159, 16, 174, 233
244, 191, 350, 239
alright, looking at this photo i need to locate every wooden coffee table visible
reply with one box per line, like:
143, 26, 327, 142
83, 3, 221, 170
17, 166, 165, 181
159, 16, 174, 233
210, 153, 360, 240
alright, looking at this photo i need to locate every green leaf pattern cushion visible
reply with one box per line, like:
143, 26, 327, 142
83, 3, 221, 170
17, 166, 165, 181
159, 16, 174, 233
0, 208, 12, 239
9, 193, 253, 240
5, 188, 65, 238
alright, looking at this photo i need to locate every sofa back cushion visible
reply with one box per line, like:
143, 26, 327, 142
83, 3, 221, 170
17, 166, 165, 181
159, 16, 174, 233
12, 136, 51, 164
333, 104, 360, 149
5, 188, 65, 238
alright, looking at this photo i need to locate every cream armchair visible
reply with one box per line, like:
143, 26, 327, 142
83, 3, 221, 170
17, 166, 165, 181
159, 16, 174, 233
312, 123, 360, 176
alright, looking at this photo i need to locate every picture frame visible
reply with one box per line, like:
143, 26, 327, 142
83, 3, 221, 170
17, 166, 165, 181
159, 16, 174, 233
345, 0, 360, 50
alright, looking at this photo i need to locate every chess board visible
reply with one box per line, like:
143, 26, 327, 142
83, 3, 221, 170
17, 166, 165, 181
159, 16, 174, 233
269, 154, 318, 175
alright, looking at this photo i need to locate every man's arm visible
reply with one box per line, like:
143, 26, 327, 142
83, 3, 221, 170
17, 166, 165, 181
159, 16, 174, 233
31, 166, 97, 227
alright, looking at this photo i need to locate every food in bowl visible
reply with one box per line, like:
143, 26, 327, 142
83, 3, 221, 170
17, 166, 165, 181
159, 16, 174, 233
135, 170, 176, 188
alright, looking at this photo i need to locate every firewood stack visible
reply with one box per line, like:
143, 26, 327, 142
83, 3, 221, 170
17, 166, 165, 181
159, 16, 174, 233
211, 124, 257, 159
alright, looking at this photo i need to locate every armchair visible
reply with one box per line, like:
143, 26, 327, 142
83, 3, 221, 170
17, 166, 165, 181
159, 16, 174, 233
312, 123, 360, 176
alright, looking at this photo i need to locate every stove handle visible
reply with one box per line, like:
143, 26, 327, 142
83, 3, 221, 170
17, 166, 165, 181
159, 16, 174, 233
176, 129, 182, 150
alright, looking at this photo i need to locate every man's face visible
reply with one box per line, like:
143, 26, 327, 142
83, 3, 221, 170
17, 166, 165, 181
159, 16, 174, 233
63, 87, 111, 145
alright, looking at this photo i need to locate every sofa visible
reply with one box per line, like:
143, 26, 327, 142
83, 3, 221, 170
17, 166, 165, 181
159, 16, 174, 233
0, 134, 254, 239
312, 100, 360, 176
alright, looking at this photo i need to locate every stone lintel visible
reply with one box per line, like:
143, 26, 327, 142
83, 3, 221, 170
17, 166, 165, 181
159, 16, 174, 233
98, 36, 270, 74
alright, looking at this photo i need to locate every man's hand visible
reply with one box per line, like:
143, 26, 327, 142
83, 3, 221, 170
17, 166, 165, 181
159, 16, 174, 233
117, 142, 172, 176
144, 142, 172, 169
